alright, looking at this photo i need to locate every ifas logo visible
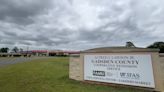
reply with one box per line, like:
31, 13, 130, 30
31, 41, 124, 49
120, 72, 140, 79
93, 70, 105, 76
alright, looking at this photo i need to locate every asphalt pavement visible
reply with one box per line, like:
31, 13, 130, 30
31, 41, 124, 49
0, 57, 46, 67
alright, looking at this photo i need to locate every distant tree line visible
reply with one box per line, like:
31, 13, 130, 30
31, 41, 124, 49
126, 41, 164, 53
0, 46, 23, 53
147, 42, 164, 53
0, 47, 9, 53
1, 42, 164, 53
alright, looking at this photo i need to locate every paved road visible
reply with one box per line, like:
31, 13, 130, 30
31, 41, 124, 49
0, 57, 46, 67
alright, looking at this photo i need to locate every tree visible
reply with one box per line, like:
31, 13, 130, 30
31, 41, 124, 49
147, 42, 164, 53
0, 47, 9, 53
12, 47, 19, 53
19, 48, 23, 52
125, 41, 136, 47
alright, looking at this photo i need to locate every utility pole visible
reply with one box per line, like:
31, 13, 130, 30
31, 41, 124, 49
26, 46, 29, 57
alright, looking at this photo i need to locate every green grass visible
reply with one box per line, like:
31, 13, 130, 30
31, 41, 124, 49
0, 57, 149, 92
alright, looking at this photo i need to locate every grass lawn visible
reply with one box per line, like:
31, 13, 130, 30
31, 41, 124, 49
0, 57, 150, 92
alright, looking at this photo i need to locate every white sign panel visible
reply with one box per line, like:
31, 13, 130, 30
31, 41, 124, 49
84, 54, 155, 88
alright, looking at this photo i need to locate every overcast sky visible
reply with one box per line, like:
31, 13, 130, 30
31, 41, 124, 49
0, 0, 164, 50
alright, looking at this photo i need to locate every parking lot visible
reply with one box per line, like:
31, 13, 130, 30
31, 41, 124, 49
0, 57, 49, 67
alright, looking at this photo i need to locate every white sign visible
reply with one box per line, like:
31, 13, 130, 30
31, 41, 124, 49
84, 54, 155, 88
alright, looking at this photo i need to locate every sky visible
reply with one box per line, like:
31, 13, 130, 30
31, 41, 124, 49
0, 0, 164, 50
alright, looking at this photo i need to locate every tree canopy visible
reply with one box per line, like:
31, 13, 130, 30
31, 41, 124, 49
12, 47, 19, 53
147, 41, 164, 53
0, 47, 9, 53
125, 41, 136, 47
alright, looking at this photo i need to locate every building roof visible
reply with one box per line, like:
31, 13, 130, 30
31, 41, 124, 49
81, 46, 160, 53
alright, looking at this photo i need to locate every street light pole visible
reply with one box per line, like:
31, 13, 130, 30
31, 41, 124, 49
26, 46, 29, 57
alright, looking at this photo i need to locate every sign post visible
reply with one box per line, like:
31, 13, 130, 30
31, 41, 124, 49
84, 54, 155, 88
69, 47, 163, 91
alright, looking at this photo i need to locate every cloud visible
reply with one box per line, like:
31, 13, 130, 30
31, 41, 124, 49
0, 0, 164, 50
0, 0, 53, 25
